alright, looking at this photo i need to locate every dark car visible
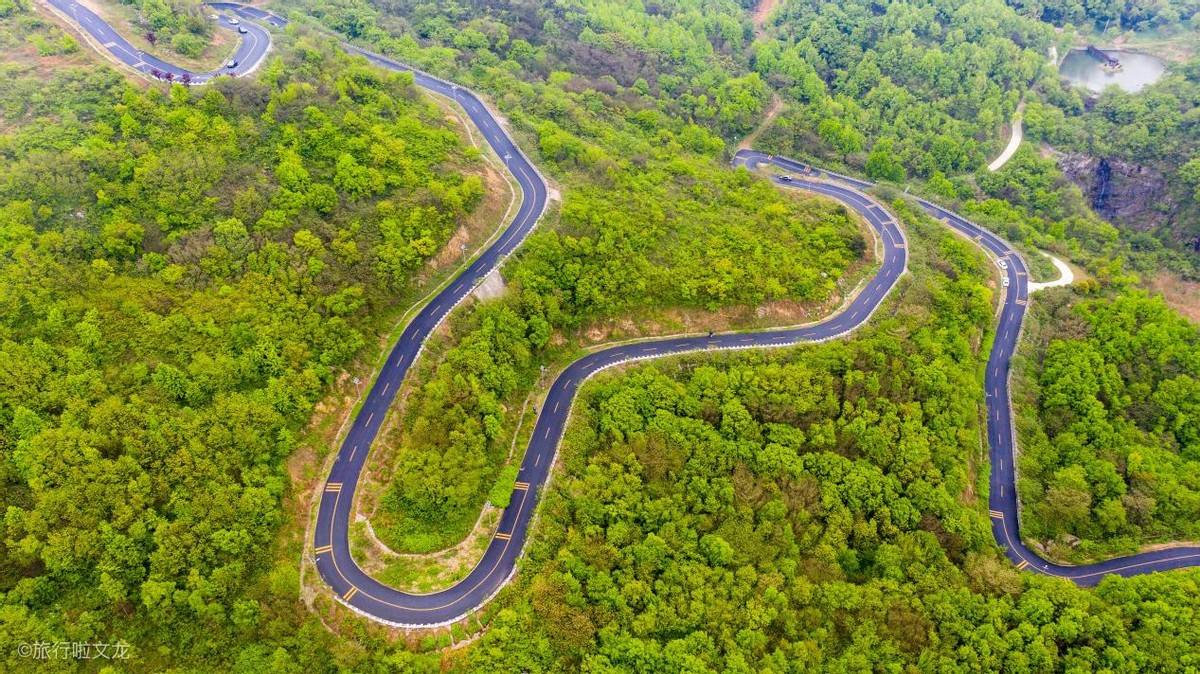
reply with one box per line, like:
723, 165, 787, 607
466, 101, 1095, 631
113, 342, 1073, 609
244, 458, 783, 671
226, 60, 238, 69
777, 175, 792, 182
238, 26, 248, 34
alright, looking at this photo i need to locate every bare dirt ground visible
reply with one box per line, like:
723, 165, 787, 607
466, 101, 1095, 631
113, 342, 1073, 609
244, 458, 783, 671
472, 268, 507, 301
1103, 31, 1198, 63
1148, 273, 1200, 324
752, 0, 781, 35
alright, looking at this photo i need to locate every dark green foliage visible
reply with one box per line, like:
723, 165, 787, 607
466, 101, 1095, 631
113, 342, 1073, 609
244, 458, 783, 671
1012, 0, 1200, 32
1025, 64, 1200, 259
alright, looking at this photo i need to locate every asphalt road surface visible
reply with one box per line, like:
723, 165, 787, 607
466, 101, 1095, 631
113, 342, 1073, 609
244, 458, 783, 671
50, 2, 1200, 627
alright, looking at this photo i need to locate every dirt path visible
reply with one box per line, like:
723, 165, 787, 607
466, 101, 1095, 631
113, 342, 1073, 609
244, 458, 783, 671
1148, 273, 1200, 323
739, 94, 783, 151
752, 0, 780, 35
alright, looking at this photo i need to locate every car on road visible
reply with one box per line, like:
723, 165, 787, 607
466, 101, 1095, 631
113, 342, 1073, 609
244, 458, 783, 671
228, 17, 239, 24
238, 26, 248, 34
777, 175, 792, 182
997, 259, 1008, 269
1002, 276, 1010, 287
226, 59, 238, 69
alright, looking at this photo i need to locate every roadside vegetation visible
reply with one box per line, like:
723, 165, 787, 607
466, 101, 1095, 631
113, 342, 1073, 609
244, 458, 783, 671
114, 0, 215, 60
369, 166, 866, 554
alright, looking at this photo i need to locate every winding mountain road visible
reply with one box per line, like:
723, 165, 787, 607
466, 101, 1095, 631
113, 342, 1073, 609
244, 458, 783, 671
48, 2, 1200, 628
44, 0, 275, 82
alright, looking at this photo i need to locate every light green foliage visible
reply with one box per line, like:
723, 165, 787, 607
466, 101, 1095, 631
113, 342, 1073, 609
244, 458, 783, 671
307, 0, 866, 554
301, 0, 770, 139
488, 464, 521, 509
372, 166, 865, 552
3, 0, 1199, 669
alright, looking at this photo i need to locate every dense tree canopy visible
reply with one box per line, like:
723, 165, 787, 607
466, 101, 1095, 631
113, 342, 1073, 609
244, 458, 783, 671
1015, 289, 1200, 561
454, 204, 1200, 673
754, 0, 1055, 180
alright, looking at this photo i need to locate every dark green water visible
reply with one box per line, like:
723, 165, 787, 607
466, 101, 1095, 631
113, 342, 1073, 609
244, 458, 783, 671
1060, 49, 1166, 93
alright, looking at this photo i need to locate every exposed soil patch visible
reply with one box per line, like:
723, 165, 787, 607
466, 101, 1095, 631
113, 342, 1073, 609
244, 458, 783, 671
1148, 273, 1200, 324
472, 268, 507, 301
752, 0, 781, 35
2, 36, 87, 68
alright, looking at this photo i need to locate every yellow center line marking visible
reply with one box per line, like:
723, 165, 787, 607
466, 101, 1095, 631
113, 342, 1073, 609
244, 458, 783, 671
989, 510, 1004, 519
315, 545, 332, 554
513, 481, 529, 491
325, 483, 342, 492
494, 532, 511, 541
1016, 560, 1029, 571
342, 586, 359, 601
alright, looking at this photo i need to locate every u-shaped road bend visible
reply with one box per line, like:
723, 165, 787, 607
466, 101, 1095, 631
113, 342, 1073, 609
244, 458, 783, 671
50, 2, 1200, 627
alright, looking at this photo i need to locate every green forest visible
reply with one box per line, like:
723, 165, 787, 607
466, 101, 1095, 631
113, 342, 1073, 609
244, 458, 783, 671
3, 0, 1200, 671
371, 167, 865, 554
1015, 288, 1200, 561
455, 208, 1200, 673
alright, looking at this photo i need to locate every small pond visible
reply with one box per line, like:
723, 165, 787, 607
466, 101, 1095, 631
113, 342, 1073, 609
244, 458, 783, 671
1060, 49, 1166, 93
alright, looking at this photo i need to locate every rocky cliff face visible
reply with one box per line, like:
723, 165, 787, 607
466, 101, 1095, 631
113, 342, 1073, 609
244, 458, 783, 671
1057, 152, 1171, 232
